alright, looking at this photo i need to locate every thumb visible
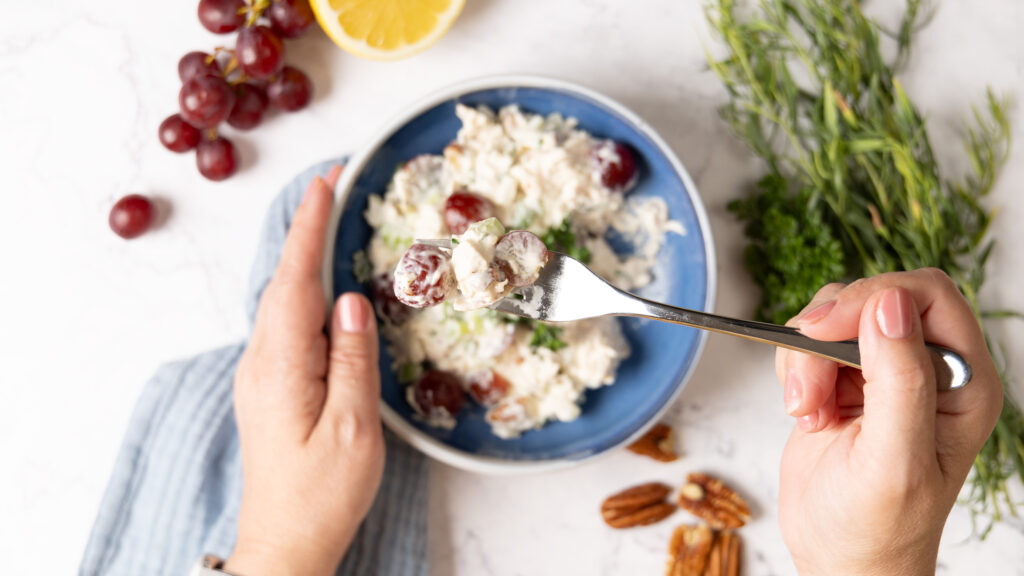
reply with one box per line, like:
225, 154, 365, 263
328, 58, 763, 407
321, 292, 381, 433
857, 287, 937, 466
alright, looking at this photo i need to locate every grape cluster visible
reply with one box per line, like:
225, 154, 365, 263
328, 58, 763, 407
158, 0, 316, 181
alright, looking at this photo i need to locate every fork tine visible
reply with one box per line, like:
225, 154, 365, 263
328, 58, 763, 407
489, 295, 543, 320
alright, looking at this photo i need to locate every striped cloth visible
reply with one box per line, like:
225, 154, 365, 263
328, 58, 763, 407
80, 158, 429, 576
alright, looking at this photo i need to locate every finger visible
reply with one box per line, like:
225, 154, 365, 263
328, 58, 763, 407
775, 282, 847, 384
857, 287, 938, 467
796, 380, 837, 433
782, 354, 837, 417
320, 293, 382, 440
325, 164, 343, 188
797, 269, 982, 357
775, 283, 845, 417
277, 167, 340, 283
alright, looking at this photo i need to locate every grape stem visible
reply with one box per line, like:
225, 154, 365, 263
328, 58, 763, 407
242, 0, 273, 27
209, 47, 245, 84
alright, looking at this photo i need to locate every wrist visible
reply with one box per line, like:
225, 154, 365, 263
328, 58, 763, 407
223, 538, 341, 576
795, 548, 937, 576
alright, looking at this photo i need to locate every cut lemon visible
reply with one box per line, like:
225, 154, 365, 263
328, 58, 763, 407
311, 0, 465, 61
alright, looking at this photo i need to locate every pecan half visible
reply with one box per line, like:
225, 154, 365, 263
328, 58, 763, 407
665, 524, 713, 576
601, 482, 676, 529
627, 423, 678, 462
677, 473, 751, 529
703, 530, 741, 576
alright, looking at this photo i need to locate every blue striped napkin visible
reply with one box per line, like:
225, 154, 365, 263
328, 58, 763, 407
80, 158, 429, 576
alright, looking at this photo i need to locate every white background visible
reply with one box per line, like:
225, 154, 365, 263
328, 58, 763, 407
1, 0, 1022, 574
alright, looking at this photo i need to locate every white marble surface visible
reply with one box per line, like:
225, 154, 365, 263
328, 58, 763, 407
2, 0, 1022, 574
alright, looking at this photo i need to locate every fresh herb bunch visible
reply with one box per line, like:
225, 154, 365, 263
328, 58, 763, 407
706, 0, 1021, 534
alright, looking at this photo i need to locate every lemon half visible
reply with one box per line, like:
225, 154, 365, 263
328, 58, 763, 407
311, 0, 465, 61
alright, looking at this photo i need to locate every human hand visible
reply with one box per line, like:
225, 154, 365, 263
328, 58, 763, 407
775, 269, 1003, 576
223, 166, 386, 576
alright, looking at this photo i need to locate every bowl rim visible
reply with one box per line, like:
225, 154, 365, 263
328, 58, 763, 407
321, 74, 717, 475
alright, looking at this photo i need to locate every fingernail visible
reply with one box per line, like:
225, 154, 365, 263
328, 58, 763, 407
799, 300, 836, 325
339, 293, 371, 333
797, 412, 818, 432
305, 176, 325, 203
785, 371, 803, 415
326, 165, 343, 186
876, 288, 912, 339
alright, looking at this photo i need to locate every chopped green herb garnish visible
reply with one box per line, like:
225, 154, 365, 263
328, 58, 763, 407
540, 217, 591, 263
498, 312, 533, 327
397, 363, 422, 384
352, 250, 373, 283
530, 323, 567, 351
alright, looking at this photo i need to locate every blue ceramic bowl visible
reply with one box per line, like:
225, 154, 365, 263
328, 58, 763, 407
323, 76, 715, 474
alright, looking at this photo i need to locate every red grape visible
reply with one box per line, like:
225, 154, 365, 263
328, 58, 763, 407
178, 51, 221, 83
268, 0, 316, 38
411, 370, 465, 420
179, 74, 236, 129
371, 272, 413, 324
495, 230, 549, 287
109, 195, 154, 239
236, 26, 285, 80
226, 83, 268, 130
444, 191, 494, 235
266, 66, 312, 112
591, 140, 638, 192
196, 136, 237, 181
393, 244, 454, 308
158, 114, 201, 153
467, 370, 510, 406
198, 0, 245, 34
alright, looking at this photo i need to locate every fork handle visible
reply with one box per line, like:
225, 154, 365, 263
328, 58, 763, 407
622, 297, 971, 391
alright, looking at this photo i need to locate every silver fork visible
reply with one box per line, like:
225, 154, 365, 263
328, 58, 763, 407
418, 240, 971, 391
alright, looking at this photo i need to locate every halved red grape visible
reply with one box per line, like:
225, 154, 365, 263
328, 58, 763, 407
179, 74, 236, 129
393, 244, 454, 308
178, 51, 222, 83
227, 83, 268, 130
467, 370, 510, 406
495, 230, 550, 287
591, 140, 638, 192
444, 191, 494, 235
371, 272, 412, 324
196, 136, 237, 181
410, 370, 464, 420
198, 0, 245, 34
266, 66, 312, 112
109, 195, 154, 239
268, 0, 316, 38
158, 114, 201, 153
236, 25, 285, 80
